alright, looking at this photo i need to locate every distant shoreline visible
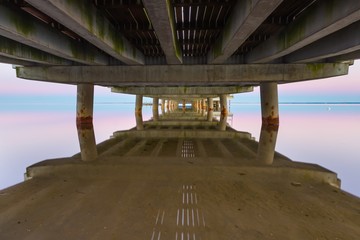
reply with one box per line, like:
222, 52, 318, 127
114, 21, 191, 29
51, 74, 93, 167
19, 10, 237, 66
231, 102, 360, 105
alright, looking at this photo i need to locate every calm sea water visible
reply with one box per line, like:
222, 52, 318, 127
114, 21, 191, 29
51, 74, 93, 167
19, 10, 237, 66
1, 103, 359, 197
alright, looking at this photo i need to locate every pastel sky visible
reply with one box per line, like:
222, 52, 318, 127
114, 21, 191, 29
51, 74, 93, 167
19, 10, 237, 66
0, 61, 359, 103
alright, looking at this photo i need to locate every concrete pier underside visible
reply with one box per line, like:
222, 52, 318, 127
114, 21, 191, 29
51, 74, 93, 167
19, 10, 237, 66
1, 120, 359, 240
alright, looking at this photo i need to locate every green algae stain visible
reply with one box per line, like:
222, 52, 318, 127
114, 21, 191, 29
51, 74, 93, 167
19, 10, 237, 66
66, 0, 93, 33
306, 63, 325, 76
166, 0, 182, 61
282, 19, 307, 49
97, 16, 106, 40
111, 31, 125, 54
69, 41, 82, 59
213, 36, 224, 59
9, 14, 35, 36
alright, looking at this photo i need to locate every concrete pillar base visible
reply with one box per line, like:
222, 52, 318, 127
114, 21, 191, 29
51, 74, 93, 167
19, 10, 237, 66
257, 124, 279, 165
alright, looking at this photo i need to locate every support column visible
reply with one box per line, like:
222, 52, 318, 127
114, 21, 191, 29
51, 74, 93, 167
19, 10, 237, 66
152, 97, 159, 121
218, 94, 228, 131
76, 84, 97, 161
260, 82, 279, 126
207, 97, 213, 122
169, 100, 172, 112
135, 95, 144, 130
182, 99, 186, 113
166, 99, 170, 113
161, 99, 165, 115
257, 124, 279, 165
201, 99, 205, 116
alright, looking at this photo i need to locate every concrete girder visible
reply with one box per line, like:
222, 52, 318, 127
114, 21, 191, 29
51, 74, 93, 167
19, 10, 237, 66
0, 35, 72, 65
0, 55, 37, 66
0, 5, 108, 65
111, 86, 253, 95
16, 63, 349, 87
208, 0, 283, 64
245, 0, 360, 63
284, 21, 360, 63
328, 50, 360, 62
142, 0, 182, 64
26, 0, 144, 65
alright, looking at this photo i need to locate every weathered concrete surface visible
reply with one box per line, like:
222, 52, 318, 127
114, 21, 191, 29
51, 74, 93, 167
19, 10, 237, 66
142, 0, 182, 64
16, 63, 349, 87
208, 0, 283, 63
0, 5, 108, 65
246, 0, 360, 63
284, 21, 360, 63
112, 86, 254, 96
1, 123, 359, 239
260, 82, 279, 126
0, 36, 72, 65
0, 55, 36, 66
26, 0, 144, 65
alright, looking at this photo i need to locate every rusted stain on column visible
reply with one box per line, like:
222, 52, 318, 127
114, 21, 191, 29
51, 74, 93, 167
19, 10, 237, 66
262, 116, 280, 125
76, 117, 93, 129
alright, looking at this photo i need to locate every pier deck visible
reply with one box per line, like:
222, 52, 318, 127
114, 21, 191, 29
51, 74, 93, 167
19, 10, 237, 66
1, 120, 359, 240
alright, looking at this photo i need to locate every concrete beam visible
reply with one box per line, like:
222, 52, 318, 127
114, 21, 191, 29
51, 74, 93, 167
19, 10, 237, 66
16, 63, 349, 87
208, 0, 283, 64
0, 5, 108, 65
142, 0, 182, 64
26, 0, 144, 65
145, 95, 220, 99
328, 50, 360, 62
0, 55, 36, 66
284, 21, 360, 63
246, 0, 360, 63
0, 36, 72, 65
112, 86, 253, 95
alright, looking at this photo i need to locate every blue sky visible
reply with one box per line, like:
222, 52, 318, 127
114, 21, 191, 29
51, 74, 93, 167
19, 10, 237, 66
1, 61, 359, 104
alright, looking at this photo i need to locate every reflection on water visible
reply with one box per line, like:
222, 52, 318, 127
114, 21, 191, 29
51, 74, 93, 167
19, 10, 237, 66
0, 103, 359, 196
